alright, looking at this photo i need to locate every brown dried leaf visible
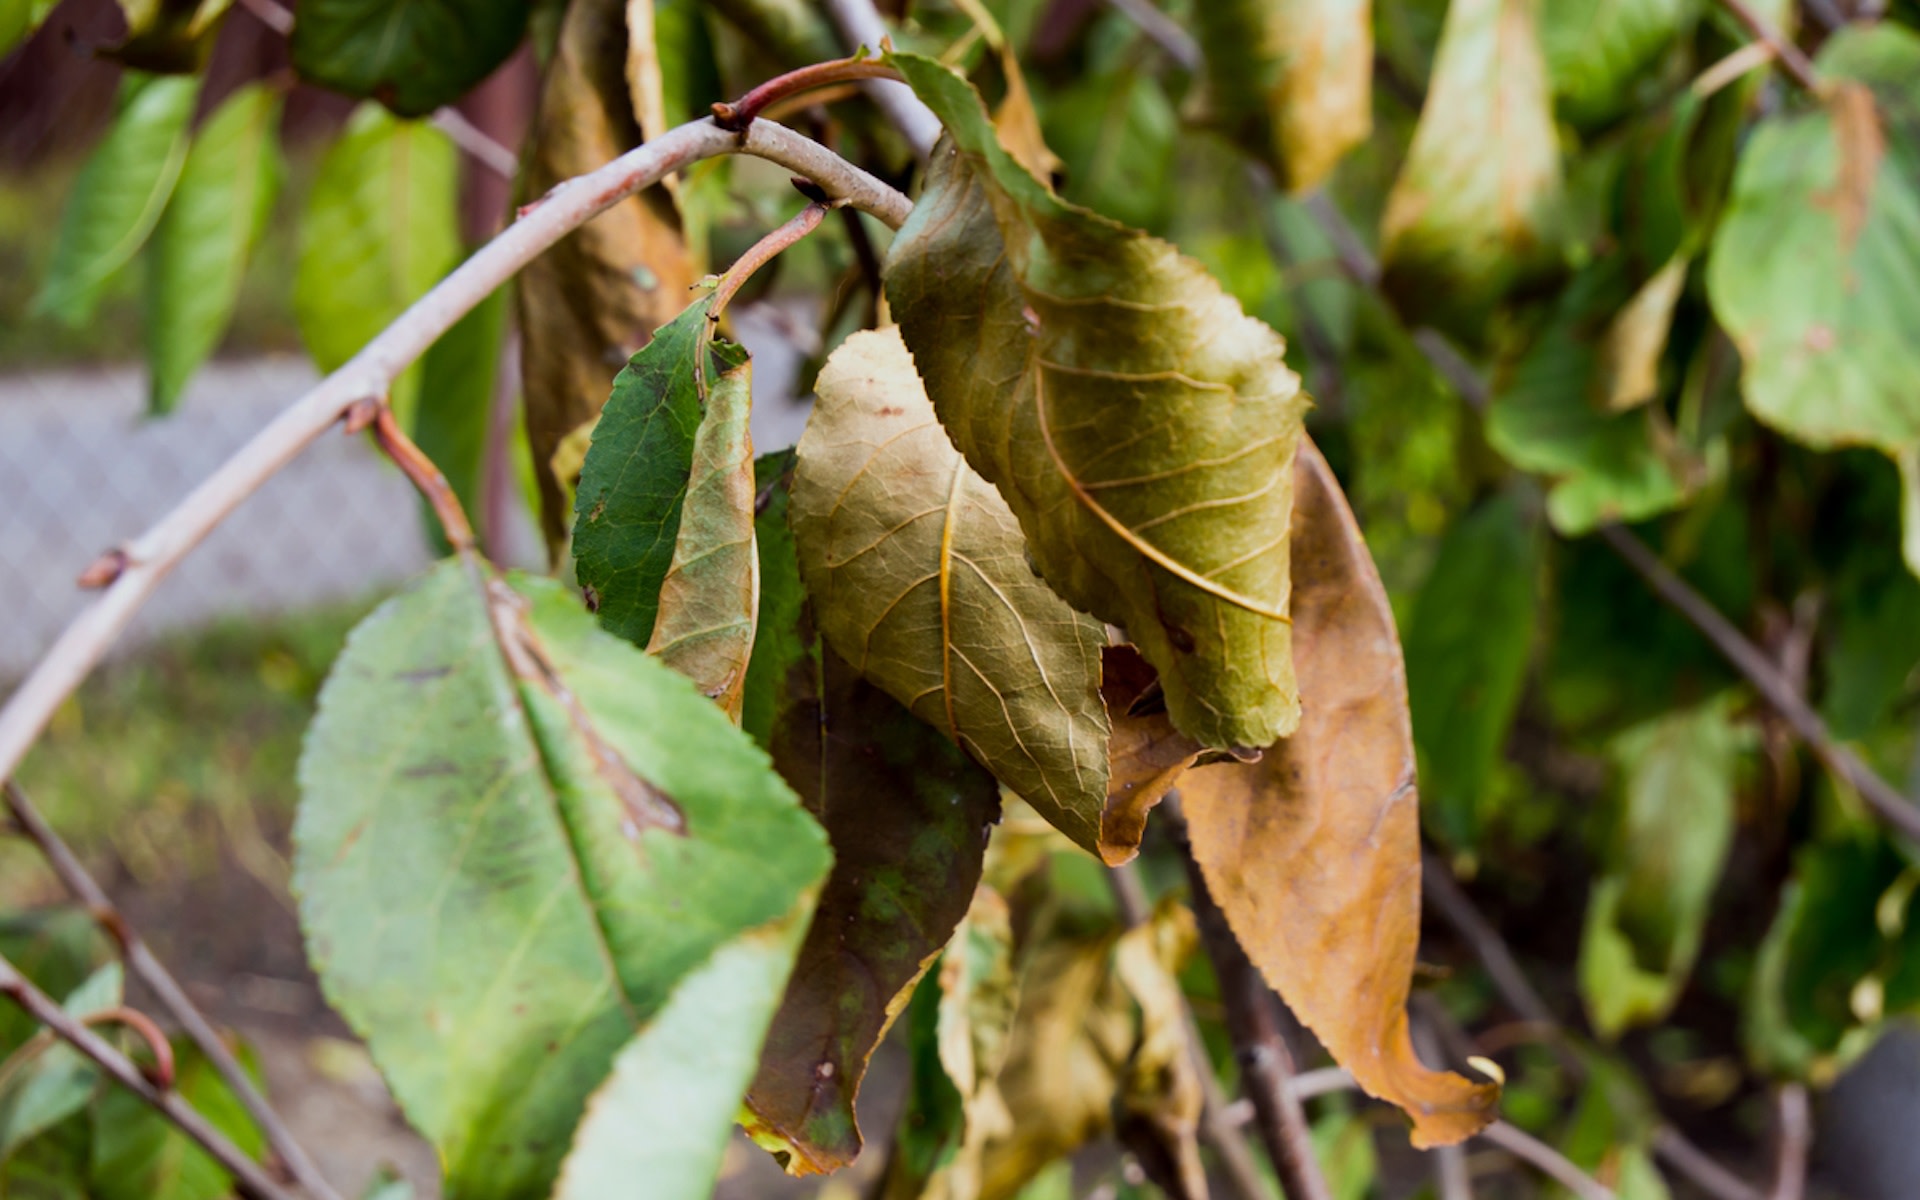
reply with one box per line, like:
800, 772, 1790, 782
1112, 902, 1208, 1200
1179, 438, 1501, 1148
519, 0, 698, 554
1098, 645, 1207, 866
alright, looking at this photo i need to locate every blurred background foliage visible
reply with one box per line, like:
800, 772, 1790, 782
3, 0, 1920, 1197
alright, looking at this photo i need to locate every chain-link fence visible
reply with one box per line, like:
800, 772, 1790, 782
0, 358, 441, 679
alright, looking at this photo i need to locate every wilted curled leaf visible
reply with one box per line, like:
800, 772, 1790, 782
792, 326, 1113, 856
745, 644, 1001, 1172
643, 311, 758, 720
921, 886, 1020, 1200
1099, 645, 1210, 866
1193, 0, 1374, 192
520, 0, 698, 553
1180, 439, 1500, 1148
885, 53, 1309, 751
1380, 0, 1565, 333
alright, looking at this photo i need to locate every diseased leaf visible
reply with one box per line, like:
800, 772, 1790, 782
1379, 0, 1565, 333
293, 105, 460, 426
1489, 259, 1719, 533
519, 0, 697, 551
1540, 0, 1696, 128
145, 83, 281, 415
1180, 440, 1500, 1148
90, 1039, 265, 1200
290, 0, 533, 117
743, 620, 1000, 1171
791, 326, 1112, 855
34, 74, 196, 327
552, 908, 812, 1199
295, 557, 829, 1199
1707, 25, 1920, 576
885, 54, 1310, 750
572, 298, 719, 649
644, 308, 758, 718
414, 287, 508, 553
1404, 493, 1539, 848
1193, 0, 1374, 192
1579, 695, 1747, 1038
0, 964, 121, 1161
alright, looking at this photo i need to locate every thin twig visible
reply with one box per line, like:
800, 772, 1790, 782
1600, 525, 1920, 843
3, 782, 341, 1200
371, 407, 476, 551
821, 0, 943, 161
1100, 0, 1201, 70
430, 108, 520, 182
1481, 1121, 1616, 1200
0, 116, 912, 789
1768, 1084, 1811, 1200
1165, 808, 1333, 1200
1107, 865, 1275, 1200
709, 200, 835, 318
1652, 1127, 1770, 1200
713, 57, 906, 130
0, 952, 297, 1200
1710, 0, 1822, 90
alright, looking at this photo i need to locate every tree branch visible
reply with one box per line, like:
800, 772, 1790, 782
1480, 1121, 1615, 1200
1100, 0, 1201, 71
3, 781, 340, 1199
0, 116, 911, 791
0, 951, 298, 1200
1710, 0, 1822, 91
1768, 1083, 1811, 1200
1599, 525, 1920, 843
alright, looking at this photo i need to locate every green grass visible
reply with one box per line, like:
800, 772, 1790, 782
4, 603, 369, 906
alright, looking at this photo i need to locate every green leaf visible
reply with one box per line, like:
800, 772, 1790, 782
742, 450, 802, 750
1042, 60, 1177, 234
33, 74, 197, 327
1379, 0, 1566, 333
1709, 26, 1920, 576
628, 0, 723, 141
293, 104, 460, 428
1709, 26, 1920, 454
1404, 494, 1540, 848
0, 912, 106, 1055
553, 908, 810, 1198
518, 0, 696, 551
1540, 0, 1696, 128
1488, 259, 1720, 533
0, 0, 57, 59
414, 286, 508, 554
145, 84, 282, 415
90, 1039, 266, 1200
791, 327, 1112, 854
290, 0, 533, 117
885, 53, 1310, 750
1745, 834, 1920, 1078
295, 557, 829, 1199
1192, 0, 1373, 192
1579, 695, 1746, 1038
0, 964, 121, 1162
572, 297, 722, 652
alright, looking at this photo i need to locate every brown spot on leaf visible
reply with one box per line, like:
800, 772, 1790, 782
1816, 83, 1885, 255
